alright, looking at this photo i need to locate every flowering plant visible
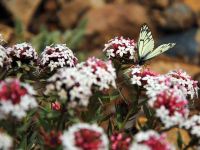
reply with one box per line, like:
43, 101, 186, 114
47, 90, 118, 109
0, 31, 199, 150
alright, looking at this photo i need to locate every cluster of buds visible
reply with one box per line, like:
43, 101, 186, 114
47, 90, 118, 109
0, 131, 12, 150
130, 130, 175, 150
110, 132, 132, 150
61, 123, 108, 150
77, 57, 116, 90
0, 78, 38, 119
40, 129, 62, 148
51, 101, 61, 111
103, 36, 137, 63
148, 88, 189, 128
6, 43, 38, 65
40, 44, 77, 71
45, 67, 92, 108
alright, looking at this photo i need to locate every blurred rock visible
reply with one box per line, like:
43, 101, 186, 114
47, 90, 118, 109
1, 0, 41, 28
58, 0, 91, 28
85, 3, 151, 47
90, 0, 105, 8
183, 0, 200, 13
152, 0, 170, 9
183, 0, 200, 27
0, 24, 33, 43
154, 2, 195, 31
149, 56, 200, 77
158, 28, 200, 64
45, 0, 57, 12
0, 24, 13, 42
105, 0, 127, 4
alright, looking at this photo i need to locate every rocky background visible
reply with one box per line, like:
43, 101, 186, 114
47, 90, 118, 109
0, 0, 199, 79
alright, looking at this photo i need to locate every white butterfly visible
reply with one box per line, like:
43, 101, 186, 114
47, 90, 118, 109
137, 24, 176, 65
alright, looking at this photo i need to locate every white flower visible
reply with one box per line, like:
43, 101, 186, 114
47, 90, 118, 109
129, 143, 151, 150
106, 49, 115, 58
131, 75, 142, 86
0, 132, 12, 150
116, 46, 127, 57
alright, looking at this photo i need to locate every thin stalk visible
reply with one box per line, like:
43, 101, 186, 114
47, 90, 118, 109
120, 86, 141, 129
57, 111, 66, 130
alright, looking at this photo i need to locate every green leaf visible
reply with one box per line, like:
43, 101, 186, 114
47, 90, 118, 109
143, 104, 152, 119
14, 19, 24, 42
107, 119, 113, 136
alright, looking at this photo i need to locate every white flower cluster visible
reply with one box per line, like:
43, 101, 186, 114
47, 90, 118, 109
45, 57, 116, 107
0, 132, 12, 150
130, 66, 158, 87
145, 71, 198, 99
130, 130, 175, 150
61, 123, 109, 150
103, 36, 136, 62
6, 42, 38, 63
130, 67, 199, 128
167, 70, 199, 99
181, 114, 200, 138
0, 46, 11, 68
0, 78, 38, 119
130, 67, 199, 99
45, 67, 92, 107
77, 57, 116, 90
40, 44, 77, 71
148, 88, 189, 128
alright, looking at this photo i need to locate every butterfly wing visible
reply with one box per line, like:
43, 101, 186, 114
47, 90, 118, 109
138, 24, 154, 59
143, 43, 176, 61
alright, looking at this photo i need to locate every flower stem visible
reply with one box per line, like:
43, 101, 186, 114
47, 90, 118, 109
120, 86, 141, 129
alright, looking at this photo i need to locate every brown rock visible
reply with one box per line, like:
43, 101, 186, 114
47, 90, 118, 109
1, 0, 41, 28
0, 24, 14, 42
45, 0, 57, 12
85, 3, 151, 47
183, 0, 200, 13
154, 2, 195, 31
183, 0, 200, 27
58, 0, 91, 28
0, 24, 33, 44
152, 0, 170, 9
149, 55, 200, 77
90, 0, 105, 8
